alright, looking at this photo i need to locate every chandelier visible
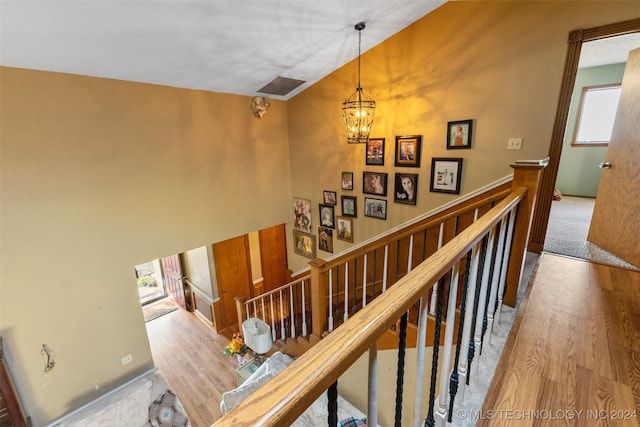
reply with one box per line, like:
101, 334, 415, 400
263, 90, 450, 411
342, 22, 375, 144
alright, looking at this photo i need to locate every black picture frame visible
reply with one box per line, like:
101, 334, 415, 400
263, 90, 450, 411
341, 171, 354, 190
341, 195, 357, 217
446, 119, 473, 149
394, 173, 418, 205
323, 190, 337, 205
318, 226, 334, 253
430, 157, 463, 194
362, 171, 388, 196
319, 204, 335, 229
365, 137, 385, 166
394, 135, 422, 167
364, 197, 387, 220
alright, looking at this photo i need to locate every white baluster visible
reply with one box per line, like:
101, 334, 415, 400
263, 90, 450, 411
435, 263, 460, 427
328, 269, 334, 332
261, 298, 266, 322
407, 235, 414, 322
382, 245, 389, 293
486, 219, 507, 343
269, 294, 276, 341
368, 343, 378, 427
344, 262, 349, 323
413, 296, 429, 427
472, 227, 496, 373
301, 280, 307, 336
279, 289, 286, 340
495, 209, 516, 325
289, 284, 296, 338
362, 254, 368, 308
455, 242, 481, 404
407, 235, 414, 273
429, 223, 445, 315
252, 300, 257, 317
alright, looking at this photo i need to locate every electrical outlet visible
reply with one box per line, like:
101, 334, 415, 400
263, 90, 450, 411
508, 138, 523, 150
121, 354, 133, 365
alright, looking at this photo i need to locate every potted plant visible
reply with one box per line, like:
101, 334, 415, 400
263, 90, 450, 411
224, 332, 249, 364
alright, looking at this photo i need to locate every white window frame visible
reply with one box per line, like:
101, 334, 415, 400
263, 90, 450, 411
572, 83, 622, 147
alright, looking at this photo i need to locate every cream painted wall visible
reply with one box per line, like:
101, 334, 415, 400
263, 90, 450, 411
248, 231, 264, 283
0, 67, 291, 425
183, 246, 215, 298
285, 1, 640, 273
1, 2, 639, 425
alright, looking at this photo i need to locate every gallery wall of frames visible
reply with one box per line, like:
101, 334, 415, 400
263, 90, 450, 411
293, 120, 474, 257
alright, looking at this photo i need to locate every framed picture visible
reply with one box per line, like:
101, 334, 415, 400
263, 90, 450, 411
341, 195, 357, 218
430, 157, 463, 194
394, 135, 422, 167
293, 198, 312, 233
365, 137, 385, 166
323, 190, 337, 205
341, 172, 354, 190
319, 204, 335, 229
447, 119, 473, 149
318, 226, 334, 253
394, 173, 418, 205
336, 216, 353, 243
363, 171, 388, 196
364, 197, 387, 220
293, 230, 316, 259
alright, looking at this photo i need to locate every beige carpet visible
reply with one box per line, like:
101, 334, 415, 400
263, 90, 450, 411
143, 298, 179, 322
544, 196, 639, 271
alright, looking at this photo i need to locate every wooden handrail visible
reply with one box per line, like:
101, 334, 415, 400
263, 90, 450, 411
213, 188, 527, 426
241, 276, 310, 311
323, 188, 510, 268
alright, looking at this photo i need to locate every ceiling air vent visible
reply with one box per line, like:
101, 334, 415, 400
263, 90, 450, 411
258, 76, 306, 96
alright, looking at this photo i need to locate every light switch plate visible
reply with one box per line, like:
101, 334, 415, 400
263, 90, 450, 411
508, 138, 523, 150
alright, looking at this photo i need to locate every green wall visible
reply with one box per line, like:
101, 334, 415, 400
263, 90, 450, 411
555, 62, 627, 197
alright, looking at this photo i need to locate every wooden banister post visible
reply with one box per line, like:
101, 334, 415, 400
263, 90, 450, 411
504, 158, 549, 307
309, 258, 329, 337
235, 296, 247, 327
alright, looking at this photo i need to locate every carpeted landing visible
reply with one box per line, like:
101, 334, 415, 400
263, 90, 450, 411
543, 196, 639, 271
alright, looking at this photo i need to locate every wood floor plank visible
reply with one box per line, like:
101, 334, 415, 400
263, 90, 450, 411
482, 253, 640, 426
145, 306, 237, 427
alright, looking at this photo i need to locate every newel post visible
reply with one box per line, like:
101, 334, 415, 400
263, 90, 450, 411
235, 296, 247, 326
309, 258, 329, 337
504, 158, 549, 307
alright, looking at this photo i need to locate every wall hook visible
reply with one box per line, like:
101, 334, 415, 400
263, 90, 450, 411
42, 344, 55, 372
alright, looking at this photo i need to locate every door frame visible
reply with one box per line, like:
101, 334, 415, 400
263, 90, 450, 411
529, 18, 640, 252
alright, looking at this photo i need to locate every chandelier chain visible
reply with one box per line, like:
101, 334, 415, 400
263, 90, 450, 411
357, 28, 362, 90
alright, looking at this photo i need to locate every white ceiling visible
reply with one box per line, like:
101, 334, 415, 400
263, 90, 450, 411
0, 0, 447, 100
579, 32, 640, 68
2, 1, 638, 101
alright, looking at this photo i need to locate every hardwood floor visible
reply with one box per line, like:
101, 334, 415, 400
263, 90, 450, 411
146, 253, 640, 427
481, 253, 640, 426
145, 307, 236, 427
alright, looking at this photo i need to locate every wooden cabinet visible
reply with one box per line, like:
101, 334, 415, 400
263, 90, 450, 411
0, 338, 28, 427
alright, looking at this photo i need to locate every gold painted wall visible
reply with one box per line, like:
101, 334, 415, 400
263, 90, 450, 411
1, 1, 639, 425
285, 1, 640, 272
0, 68, 291, 424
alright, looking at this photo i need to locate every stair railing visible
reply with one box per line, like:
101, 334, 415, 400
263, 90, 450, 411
236, 185, 511, 349
236, 276, 311, 342
213, 159, 547, 427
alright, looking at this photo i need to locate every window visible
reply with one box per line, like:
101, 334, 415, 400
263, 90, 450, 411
572, 84, 622, 146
